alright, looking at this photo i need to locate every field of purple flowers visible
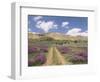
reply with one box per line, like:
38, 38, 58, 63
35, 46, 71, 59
28, 44, 87, 66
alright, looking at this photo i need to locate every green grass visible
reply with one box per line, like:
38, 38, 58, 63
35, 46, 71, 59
28, 37, 87, 66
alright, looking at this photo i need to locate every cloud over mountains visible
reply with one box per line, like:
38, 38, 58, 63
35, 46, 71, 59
28, 15, 88, 36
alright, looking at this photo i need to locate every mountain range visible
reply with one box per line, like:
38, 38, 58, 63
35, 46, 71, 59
28, 32, 87, 41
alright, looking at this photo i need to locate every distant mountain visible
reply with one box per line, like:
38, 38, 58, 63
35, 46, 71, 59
45, 32, 87, 40
28, 32, 40, 39
28, 32, 87, 41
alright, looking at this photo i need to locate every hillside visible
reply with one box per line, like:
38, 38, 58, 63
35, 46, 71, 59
28, 32, 87, 41
28, 32, 40, 39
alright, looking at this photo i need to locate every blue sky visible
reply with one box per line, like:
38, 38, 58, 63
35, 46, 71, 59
28, 15, 88, 36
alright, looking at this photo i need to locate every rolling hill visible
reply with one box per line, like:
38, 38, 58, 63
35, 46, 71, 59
28, 32, 87, 41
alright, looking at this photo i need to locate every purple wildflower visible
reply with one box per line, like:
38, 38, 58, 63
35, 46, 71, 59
40, 46, 48, 52
70, 52, 88, 64
58, 46, 69, 54
28, 47, 37, 53
35, 54, 46, 63
28, 53, 46, 66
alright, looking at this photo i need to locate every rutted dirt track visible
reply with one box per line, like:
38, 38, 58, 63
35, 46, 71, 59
44, 46, 71, 65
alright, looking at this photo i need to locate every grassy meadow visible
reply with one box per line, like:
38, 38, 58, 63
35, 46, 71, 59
28, 32, 88, 66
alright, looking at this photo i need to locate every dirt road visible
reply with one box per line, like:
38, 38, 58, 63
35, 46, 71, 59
44, 46, 71, 65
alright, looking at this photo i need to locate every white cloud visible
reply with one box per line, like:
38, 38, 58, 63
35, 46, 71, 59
34, 16, 43, 21
78, 31, 88, 36
36, 20, 58, 33
67, 28, 81, 34
32, 32, 40, 34
53, 24, 58, 29
28, 28, 32, 32
62, 21, 69, 27
66, 28, 87, 36
37, 20, 42, 25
